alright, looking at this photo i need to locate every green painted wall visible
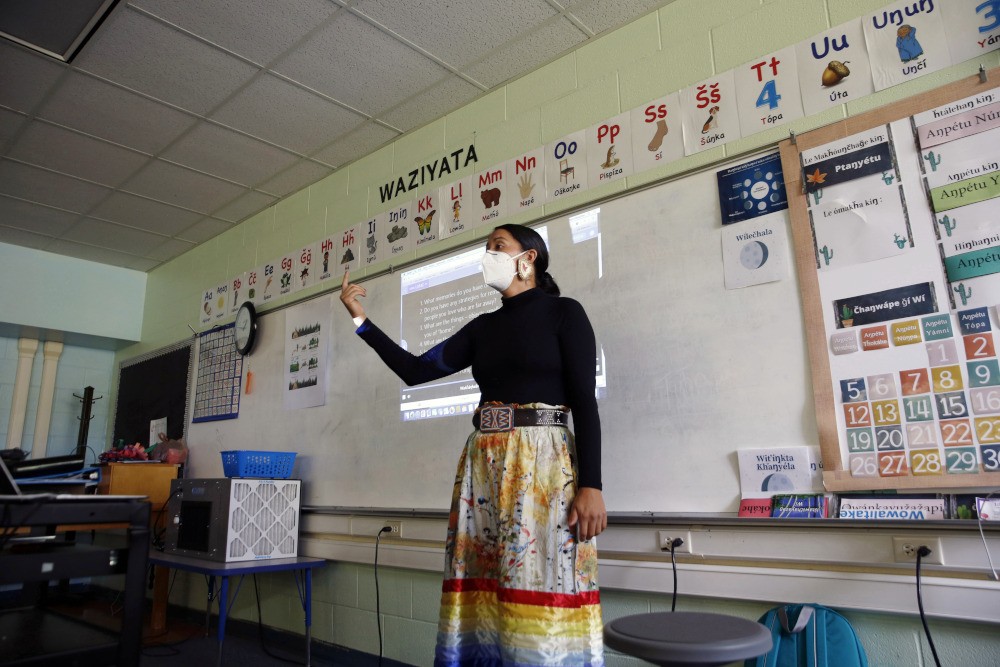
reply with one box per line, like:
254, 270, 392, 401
142, 0, 1000, 664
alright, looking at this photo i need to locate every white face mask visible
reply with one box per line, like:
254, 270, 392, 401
481, 249, 528, 292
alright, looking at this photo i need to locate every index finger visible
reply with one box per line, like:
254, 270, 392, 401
342, 268, 350, 290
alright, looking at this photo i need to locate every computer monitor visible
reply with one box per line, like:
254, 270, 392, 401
6, 453, 84, 479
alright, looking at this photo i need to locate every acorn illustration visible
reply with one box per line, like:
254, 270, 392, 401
822, 60, 850, 87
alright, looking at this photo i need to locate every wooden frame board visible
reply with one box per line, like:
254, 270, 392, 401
780, 66, 1000, 491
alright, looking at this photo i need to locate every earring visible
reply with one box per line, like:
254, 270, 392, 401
517, 259, 533, 280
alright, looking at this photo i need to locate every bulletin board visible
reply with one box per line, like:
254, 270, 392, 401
112, 340, 193, 448
780, 66, 1000, 491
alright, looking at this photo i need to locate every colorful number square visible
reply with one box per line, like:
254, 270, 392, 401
981, 444, 1000, 471
903, 395, 933, 422
909, 449, 943, 476
840, 378, 867, 403
846, 427, 874, 452
850, 452, 879, 478
843, 402, 872, 428
945, 447, 979, 474
931, 365, 964, 393
934, 391, 969, 419
926, 339, 958, 367
964, 333, 997, 359
975, 416, 1000, 444
878, 451, 909, 477
871, 400, 901, 426
867, 373, 897, 399
899, 368, 930, 396
970, 387, 1000, 415
875, 425, 904, 451
905, 423, 937, 449
939, 418, 974, 446
968, 359, 1000, 388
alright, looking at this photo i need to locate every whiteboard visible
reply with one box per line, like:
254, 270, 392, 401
186, 153, 817, 512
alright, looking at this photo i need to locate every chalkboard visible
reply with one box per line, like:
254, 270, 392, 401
113, 341, 193, 449
184, 151, 817, 513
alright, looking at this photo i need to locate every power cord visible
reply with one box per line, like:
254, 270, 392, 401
975, 491, 999, 581
667, 537, 684, 612
376, 525, 393, 667
253, 573, 304, 665
915, 546, 942, 667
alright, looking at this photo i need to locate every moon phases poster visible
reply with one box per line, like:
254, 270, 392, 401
721, 210, 791, 289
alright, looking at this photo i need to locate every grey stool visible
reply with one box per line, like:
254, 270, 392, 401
604, 611, 773, 667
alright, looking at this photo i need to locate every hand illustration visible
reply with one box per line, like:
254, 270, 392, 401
518, 172, 535, 199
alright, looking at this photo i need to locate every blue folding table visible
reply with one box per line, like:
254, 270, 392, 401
148, 550, 326, 666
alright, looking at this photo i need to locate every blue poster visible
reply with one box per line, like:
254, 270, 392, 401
717, 153, 788, 225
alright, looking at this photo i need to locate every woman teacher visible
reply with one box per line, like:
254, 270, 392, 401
340, 223, 605, 666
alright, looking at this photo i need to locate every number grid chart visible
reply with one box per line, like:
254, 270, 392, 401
781, 69, 1000, 491
193, 324, 243, 423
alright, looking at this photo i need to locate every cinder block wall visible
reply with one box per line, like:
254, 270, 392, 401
141, 1, 1000, 664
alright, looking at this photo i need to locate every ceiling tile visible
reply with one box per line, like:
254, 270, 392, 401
211, 74, 365, 155
0, 225, 56, 250
256, 159, 333, 198
90, 192, 202, 236
0, 197, 79, 236
273, 12, 449, 117
132, 0, 342, 66
0, 160, 112, 213
176, 217, 234, 244
355, 0, 558, 69
122, 159, 247, 213
62, 218, 167, 255
162, 122, 301, 186
312, 122, 399, 167
569, 0, 667, 35
46, 238, 147, 268
35, 71, 197, 154
380, 77, 482, 134
212, 190, 277, 223
463, 19, 587, 89
145, 238, 196, 262
118, 256, 160, 271
7, 122, 150, 188
73, 7, 259, 115
0, 41, 66, 113
0, 108, 29, 147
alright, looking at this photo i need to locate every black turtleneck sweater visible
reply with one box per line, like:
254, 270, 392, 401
356, 287, 602, 489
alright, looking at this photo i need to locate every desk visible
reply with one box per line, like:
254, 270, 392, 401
148, 551, 325, 666
604, 612, 773, 667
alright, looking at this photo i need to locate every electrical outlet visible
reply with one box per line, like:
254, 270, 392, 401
657, 531, 692, 554
892, 537, 943, 564
382, 520, 402, 536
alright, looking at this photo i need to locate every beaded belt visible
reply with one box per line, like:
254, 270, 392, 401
473, 404, 569, 432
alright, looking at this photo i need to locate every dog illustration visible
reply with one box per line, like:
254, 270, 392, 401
701, 106, 720, 134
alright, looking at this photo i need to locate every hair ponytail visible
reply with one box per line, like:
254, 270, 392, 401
495, 224, 560, 296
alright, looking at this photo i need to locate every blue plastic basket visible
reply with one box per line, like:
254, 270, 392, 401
221, 450, 296, 479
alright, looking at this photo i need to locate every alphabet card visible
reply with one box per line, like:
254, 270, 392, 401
630, 92, 684, 172
734, 46, 805, 137
258, 260, 279, 304
295, 243, 317, 291
505, 148, 544, 215
940, 0, 1000, 65
544, 129, 589, 203
200, 285, 219, 326
362, 213, 384, 268
439, 177, 471, 239
336, 227, 360, 275
471, 165, 507, 228
796, 19, 875, 116
246, 265, 264, 305
587, 112, 633, 186
863, 0, 952, 91
228, 272, 247, 315
384, 199, 415, 259
680, 70, 741, 155
413, 188, 440, 248
277, 252, 297, 298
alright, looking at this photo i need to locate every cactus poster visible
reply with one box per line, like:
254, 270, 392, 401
800, 126, 898, 204
720, 211, 791, 289
796, 18, 875, 117
862, 0, 952, 91
505, 148, 544, 215
913, 88, 1000, 150
733, 45, 805, 138
934, 199, 1000, 259
809, 184, 912, 271
679, 70, 741, 155
940, 0, 1000, 65
833, 283, 937, 329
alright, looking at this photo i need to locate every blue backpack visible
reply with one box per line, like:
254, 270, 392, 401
745, 604, 868, 667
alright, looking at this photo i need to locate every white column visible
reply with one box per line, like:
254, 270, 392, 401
6, 339, 39, 450
31, 341, 63, 458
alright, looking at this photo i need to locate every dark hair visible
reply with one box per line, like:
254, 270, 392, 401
494, 224, 560, 296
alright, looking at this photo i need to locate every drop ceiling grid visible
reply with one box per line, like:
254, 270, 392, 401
0, 0, 675, 271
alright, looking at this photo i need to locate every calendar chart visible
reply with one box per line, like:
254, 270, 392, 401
193, 323, 243, 423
